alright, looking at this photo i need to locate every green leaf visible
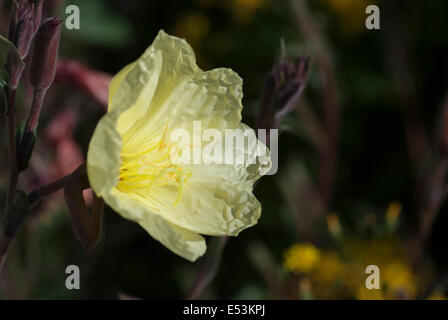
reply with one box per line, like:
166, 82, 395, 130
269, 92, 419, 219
2, 190, 30, 238
0, 34, 24, 73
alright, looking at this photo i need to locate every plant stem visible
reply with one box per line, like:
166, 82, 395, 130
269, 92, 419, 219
28, 174, 69, 208
5, 89, 18, 209
24, 88, 46, 134
289, 0, 340, 209
412, 158, 448, 266
0, 174, 70, 274
187, 236, 228, 300
2, 89, 18, 273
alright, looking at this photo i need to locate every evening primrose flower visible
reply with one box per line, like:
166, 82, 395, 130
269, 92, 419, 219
87, 30, 270, 261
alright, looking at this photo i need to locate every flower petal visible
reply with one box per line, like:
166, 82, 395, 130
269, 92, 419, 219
86, 110, 122, 198
117, 31, 243, 151
132, 124, 271, 236
108, 61, 136, 111
107, 188, 206, 261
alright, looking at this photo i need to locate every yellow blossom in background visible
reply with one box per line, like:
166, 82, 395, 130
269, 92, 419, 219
343, 237, 407, 266
312, 251, 345, 285
284, 243, 321, 274
284, 238, 423, 299
87, 30, 271, 261
312, 251, 361, 299
356, 261, 417, 300
383, 261, 417, 299
356, 286, 385, 300
339, 237, 419, 299
319, 0, 374, 36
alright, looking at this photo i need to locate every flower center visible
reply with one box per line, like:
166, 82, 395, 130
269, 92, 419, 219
117, 129, 191, 205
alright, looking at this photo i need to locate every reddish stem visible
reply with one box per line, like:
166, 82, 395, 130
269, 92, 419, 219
24, 88, 46, 133
28, 174, 69, 208
0, 173, 71, 274
5, 89, 18, 208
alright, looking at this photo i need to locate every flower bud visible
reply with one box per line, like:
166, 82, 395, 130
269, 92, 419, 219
6, 0, 36, 89
64, 164, 104, 254
13, 16, 34, 59
32, 0, 43, 33
8, 1, 37, 58
7, 0, 18, 41
29, 17, 63, 90
257, 57, 310, 130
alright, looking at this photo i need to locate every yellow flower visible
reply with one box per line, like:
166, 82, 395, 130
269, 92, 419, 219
313, 251, 345, 285
356, 286, 385, 300
320, 0, 374, 36
383, 261, 417, 299
284, 243, 321, 274
355, 261, 417, 300
87, 30, 270, 261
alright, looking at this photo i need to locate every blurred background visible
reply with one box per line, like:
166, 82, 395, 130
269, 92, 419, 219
0, 0, 447, 299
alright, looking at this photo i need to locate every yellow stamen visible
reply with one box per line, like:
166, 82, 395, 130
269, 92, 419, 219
117, 130, 190, 206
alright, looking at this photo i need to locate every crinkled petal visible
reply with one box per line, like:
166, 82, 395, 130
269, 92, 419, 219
106, 188, 206, 261
118, 31, 243, 152
133, 124, 271, 236
108, 61, 136, 111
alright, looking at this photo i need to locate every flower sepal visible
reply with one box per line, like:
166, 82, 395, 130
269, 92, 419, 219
64, 163, 104, 254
